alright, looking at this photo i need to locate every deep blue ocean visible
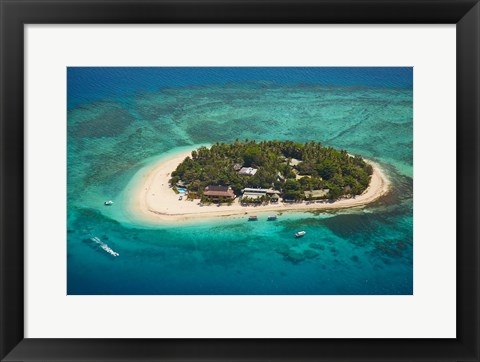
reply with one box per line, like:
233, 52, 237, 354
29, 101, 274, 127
67, 67, 413, 295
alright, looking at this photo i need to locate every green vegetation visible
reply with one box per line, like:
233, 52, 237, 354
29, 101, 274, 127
240, 195, 270, 205
169, 140, 373, 201
200, 196, 234, 205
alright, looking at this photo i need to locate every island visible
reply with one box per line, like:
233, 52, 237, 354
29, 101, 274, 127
126, 141, 390, 223
171, 140, 373, 202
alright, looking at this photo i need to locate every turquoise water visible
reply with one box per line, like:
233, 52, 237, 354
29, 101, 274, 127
67, 67, 413, 295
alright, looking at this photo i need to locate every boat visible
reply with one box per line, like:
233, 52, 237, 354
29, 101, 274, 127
90, 237, 119, 257
267, 215, 277, 221
104, 200, 114, 206
100, 244, 119, 257
248, 216, 258, 221
295, 231, 306, 238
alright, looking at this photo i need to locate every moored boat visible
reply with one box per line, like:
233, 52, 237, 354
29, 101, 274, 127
248, 216, 258, 221
104, 200, 114, 206
267, 215, 277, 221
295, 231, 306, 238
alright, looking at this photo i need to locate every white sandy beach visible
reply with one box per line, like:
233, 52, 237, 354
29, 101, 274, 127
127, 149, 390, 223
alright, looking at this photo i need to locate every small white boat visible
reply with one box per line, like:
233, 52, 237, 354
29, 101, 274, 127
267, 215, 277, 221
104, 200, 114, 206
295, 231, 306, 238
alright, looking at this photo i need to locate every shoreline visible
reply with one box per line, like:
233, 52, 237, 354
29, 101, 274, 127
126, 148, 391, 224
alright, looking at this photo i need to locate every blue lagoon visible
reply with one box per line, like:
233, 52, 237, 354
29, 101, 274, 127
67, 67, 413, 295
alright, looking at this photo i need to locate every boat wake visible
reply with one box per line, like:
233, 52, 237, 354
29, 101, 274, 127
89, 236, 120, 257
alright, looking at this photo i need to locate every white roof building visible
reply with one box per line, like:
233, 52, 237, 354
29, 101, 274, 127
238, 167, 258, 176
242, 191, 266, 199
242, 187, 280, 194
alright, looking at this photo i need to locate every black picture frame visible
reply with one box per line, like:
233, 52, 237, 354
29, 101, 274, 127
1, 1, 479, 361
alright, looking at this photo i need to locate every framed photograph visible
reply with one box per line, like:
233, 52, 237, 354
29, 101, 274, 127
1, 0, 479, 361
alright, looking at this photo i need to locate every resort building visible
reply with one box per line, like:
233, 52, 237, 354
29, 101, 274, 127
238, 167, 258, 176
282, 158, 301, 166
203, 185, 236, 199
304, 189, 330, 199
290, 158, 301, 166
241, 187, 280, 199
242, 190, 266, 199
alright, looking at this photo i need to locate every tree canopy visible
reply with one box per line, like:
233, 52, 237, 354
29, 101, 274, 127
170, 140, 373, 201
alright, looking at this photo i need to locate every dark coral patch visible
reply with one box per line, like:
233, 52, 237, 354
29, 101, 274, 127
309, 242, 325, 250
373, 239, 408, 257
350, 255, 360, 263
69, 103, 134, 138
275, 244, 321, 264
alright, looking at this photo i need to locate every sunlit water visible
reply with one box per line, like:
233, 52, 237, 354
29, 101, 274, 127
67, 67, 413, 294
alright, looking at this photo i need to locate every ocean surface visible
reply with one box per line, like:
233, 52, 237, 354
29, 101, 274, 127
67, 67, 413, 295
